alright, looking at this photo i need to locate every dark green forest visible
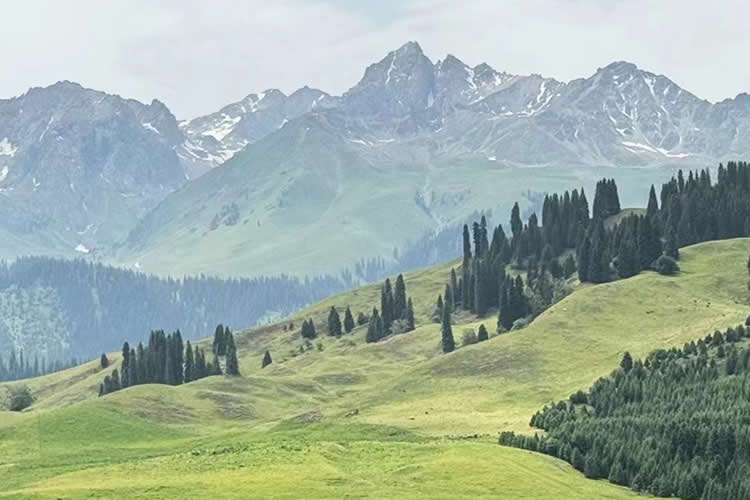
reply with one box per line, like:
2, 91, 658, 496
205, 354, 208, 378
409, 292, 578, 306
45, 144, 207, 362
434, 161, 750, 341
500, 319, 750, 500
98, 324, 240, 397
0, 257, 344, 362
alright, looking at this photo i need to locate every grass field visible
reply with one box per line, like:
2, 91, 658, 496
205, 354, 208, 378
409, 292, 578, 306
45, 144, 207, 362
1, 238, 748, 499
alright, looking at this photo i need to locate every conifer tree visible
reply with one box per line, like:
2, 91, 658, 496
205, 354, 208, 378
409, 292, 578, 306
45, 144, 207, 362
184, 341, 195, 383
223, 327, 234, 353
450, 268, 459, 308
343, 307, 355, 333
213, 324, 225, 355
617, 237, 639, 279
110, 368, 121, 392
498, 287, 512, 331
121, 341, 131, 388
381, 278, 394, 332
646, 185, 659, 220
211, 354, 222, 376
225, 344, 240, 376
478, 324, 489, 342
328, 306, 342, 337
173, 330, 184, 385
301, 319, 317, 339
664, 225, 680, 260
366, 308, 383, 343
620, 351, 633, 373
444, 284, 454, 314
441, 302, 455, 353
510, 202, 523, 242
394, 274, 407, 320
128, 348, 137, 386
462, 224, 472, 261
262, 350, 273, 369
406, 298, 416, 332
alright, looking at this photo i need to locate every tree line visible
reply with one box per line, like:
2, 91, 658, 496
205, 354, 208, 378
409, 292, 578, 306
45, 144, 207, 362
499, 318, 750, 500
578, 162, 750, 283
296, 274, 416, 344
367, 274, 416, 343
433, 161, 750, 353
0, 351, 79, 383
0, 256, 346, 362
98, 324, 239, 397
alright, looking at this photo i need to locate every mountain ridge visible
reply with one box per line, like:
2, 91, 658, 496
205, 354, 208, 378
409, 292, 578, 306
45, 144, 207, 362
3, 41, 750, 276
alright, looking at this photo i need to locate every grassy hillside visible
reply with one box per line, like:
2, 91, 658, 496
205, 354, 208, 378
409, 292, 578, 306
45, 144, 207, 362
1, 238, 748, 499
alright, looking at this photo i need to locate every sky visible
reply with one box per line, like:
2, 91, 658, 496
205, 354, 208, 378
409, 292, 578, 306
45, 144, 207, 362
3, 0, 749, 119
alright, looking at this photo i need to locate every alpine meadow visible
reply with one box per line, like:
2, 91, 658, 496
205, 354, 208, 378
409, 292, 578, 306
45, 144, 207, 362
3, 3, 750, 500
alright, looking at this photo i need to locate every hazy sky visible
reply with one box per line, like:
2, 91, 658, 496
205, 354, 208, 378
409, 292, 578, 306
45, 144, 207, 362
4, 0, 749, 119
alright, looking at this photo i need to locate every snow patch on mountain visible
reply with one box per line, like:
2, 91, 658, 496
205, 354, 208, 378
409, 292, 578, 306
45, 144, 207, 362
201, 114, 242, 141
142, 122, 160, 134
0, 137, 17, 157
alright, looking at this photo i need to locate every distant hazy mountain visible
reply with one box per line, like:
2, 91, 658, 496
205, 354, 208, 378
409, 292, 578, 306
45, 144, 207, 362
0, 81, 186, 259
177, 87, 338, 178
4, 41, 750, 275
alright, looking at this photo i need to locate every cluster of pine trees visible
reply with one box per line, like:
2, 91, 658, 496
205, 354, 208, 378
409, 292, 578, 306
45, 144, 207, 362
99, 324, 239, 396
500, 321, 750, 499
300, 319, 317, 339
659, 162, 750, 247
0, 351, 79, 382
326, 306, 356, 337
578, 162, 750, 284
437, 198, 581, 338
367, 274, 415, 343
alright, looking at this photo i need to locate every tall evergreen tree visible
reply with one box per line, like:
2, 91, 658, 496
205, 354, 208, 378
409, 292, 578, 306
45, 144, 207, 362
394, 274, 407, 320
664, 224, 680, 260
450, 268, 459, 308
262, 350, 273, 369
343, 306, 355, 334
646, 185, 659, 220
477, 324, 489, 342
406, 298, 416, 332
184, 341, 195, 383
328, 306, 342, 337
213, 324, 225, 355
366, 308, 383, 343
225, 344, 240, 376
381, 278, 394, 332
441, 302, 455, 353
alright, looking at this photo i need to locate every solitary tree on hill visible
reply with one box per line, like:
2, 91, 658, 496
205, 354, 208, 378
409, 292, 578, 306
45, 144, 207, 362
441, 303, 455, 354
262, 350, 273, 369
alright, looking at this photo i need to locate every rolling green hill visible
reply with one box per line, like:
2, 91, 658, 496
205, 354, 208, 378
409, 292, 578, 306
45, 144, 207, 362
1, 238, 748, 499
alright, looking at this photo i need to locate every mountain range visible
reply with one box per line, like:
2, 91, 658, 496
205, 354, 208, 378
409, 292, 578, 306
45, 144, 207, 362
2, 41, 749, 277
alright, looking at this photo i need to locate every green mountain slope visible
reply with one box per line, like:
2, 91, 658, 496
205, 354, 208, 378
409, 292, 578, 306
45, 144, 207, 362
2, 238, 747, 498
116, 114, 684, 278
